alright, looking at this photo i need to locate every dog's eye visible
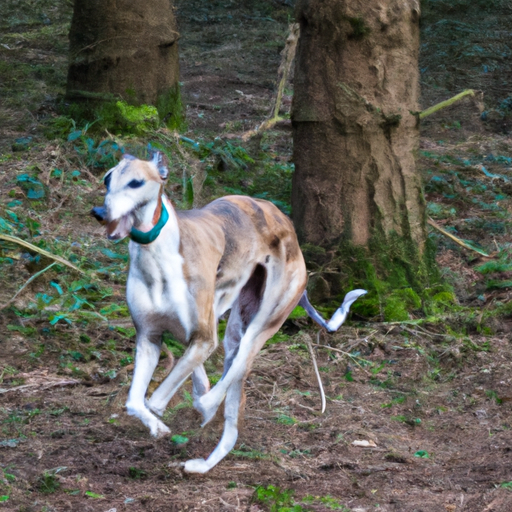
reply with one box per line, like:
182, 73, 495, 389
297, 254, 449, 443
127, 179, 145, 189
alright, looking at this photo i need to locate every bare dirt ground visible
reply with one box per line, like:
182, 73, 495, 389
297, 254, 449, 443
1, 1, 512, 511
2, 327, 511, 512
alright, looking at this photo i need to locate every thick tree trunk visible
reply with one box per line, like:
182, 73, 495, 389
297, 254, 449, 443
66, 0, 180, 117
292, 0, 424, 253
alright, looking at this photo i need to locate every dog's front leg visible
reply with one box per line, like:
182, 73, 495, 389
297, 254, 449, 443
148, 336, 216, 417
125, 331, 171, 437
191, 364, 210, 403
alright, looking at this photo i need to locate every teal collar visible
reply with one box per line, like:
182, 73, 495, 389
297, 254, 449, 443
130, 199, 169, 245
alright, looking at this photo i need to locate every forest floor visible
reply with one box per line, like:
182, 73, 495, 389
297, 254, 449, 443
1, 1, 512, 511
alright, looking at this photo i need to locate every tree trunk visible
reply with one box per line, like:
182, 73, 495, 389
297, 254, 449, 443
291, 0, 437, 319
66, 0, 180, 119
292, 0, 424, 251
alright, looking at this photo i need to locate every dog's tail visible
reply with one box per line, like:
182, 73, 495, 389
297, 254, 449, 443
299, 288, 367, 332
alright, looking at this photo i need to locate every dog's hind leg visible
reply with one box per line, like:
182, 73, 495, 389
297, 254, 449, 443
184, 372, 245, 474
126, 332, 170, 437
192, 264, 267, 426
185, 293, 299, 473
194, 268, 304, 428
184, 327, 273, 474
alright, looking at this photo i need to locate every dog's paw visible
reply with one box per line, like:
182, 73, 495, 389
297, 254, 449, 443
149, 419, 171, 438
183, 458, 210, 474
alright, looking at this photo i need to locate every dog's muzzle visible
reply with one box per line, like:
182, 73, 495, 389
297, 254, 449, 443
91, 206, 107, 225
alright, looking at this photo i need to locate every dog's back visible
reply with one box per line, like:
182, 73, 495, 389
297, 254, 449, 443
176, 196, 307, 312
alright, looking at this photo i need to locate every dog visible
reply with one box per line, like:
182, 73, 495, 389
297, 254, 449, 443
91, 152, 366, 473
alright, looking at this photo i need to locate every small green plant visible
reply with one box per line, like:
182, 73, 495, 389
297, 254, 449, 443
485, 390, 503, 405
0, 366, 17, 384
276, 414, 297, 426
268, 331, 292, 345
171, 434, 189, 446
163, 390, 193, 420
37, 470, 61, 494
115, 101, 159, 134
302, 494, 349, 510
281, 449, 311, 458
391, 415, 421, 427
162, 331, 185, 357
252, 485, 302, 512
85, 490, 105, 498
0, 466, 16, 503
230, 444, 271, 461
1, 468, 15, 483
67, 124, 121, 169
128, 467, 147, 480
381, 395, 406, 408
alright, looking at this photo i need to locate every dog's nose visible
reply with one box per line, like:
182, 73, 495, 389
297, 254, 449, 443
91, 206, 107, 224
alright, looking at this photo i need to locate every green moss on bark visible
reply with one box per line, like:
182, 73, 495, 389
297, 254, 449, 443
60, 83, 185, 135
303, 232, 452, 322
156, 84, 185, 131
346, 17, 371, 39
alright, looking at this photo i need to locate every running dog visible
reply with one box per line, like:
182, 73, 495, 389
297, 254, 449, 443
91, 152, 366, 473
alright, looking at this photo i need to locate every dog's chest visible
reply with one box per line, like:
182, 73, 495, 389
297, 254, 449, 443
127, 248, 192, 337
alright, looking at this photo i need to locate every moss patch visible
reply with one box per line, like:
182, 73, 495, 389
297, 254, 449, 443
303, 232, 452, 322
347, 16, 371, 39
61, 83, 185, 135
156, 84, 186, 131
61, 97, 177, 136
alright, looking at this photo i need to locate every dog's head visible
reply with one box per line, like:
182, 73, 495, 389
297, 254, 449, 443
91, 152, 169, 240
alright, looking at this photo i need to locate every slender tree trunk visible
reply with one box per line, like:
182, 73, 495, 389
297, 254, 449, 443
66, 0, 180, 118
292, 0, 424, 252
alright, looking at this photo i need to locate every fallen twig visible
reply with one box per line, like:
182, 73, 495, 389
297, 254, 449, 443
427, 217, 490, 257
419, 89, 478, 119
311, 341, 366, 362
305, 331, 326, 414
344, 330, 378, 352
399, 323, 454, 339
242, 23, 299, 141
0, 262, 57, 311
0, 379, 80, 394
0, 233, 85, 274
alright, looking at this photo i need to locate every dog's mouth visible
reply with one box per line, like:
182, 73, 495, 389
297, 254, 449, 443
91, 206, 133, 241
106, 215, 133, 240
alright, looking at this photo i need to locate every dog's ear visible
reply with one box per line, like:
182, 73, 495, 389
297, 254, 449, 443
151, 151, 169, 180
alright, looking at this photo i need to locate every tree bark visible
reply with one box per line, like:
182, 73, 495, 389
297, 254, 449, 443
66, 0, 180, 116
292, 0, 424, 254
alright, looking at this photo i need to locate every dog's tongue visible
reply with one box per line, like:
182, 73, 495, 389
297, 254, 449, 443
107, 215, 132, 240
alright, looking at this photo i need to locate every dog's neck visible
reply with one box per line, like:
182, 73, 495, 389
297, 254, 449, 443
133, 193, 163, 230
131, 191, 180, 249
